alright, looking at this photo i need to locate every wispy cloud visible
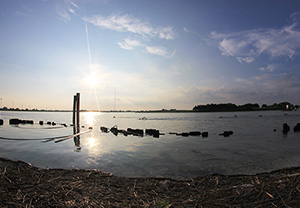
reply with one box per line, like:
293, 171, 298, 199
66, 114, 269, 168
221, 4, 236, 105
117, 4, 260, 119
145, 46, 175, 58
117, 38, 176, 58
259, 64, 276, 72
84, 12, 176, 58
183, 27, 203, 39
55, 0, 79, 22
117, 38, 141, 50
211, 12, 300, 63
84, 13, 175, 40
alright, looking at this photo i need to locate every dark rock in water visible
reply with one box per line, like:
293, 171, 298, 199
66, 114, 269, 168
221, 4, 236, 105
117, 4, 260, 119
146, 129, 160, 138
51, 122, 56, 126
9, 119, 33, 125
110, 126, 118, 136
88, 127, 93, 130
127, 128, 143, 136
169, 132, 177, 135
9, 118, 20, 125
282, 123, 290, 134
273, 129, 277, 132
153, 131, 160, 138
294, 123, 300, 132
182, 132, 189, 137
145, 129, 155, 135
118, 129, 128, 136
0, 119, 3, 125
61, 123, 67, 127
26, 120, 34, 124
100, 127, 109, 133
189, 131, 201, 136
202, 132, 208, 137
176, 133, 182, 136
47, 121, 51, 125
39, 121, 44, 125
219, 131, 233, 137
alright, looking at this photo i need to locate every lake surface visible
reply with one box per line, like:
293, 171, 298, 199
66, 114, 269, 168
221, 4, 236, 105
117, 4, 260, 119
0, 110, 300, 179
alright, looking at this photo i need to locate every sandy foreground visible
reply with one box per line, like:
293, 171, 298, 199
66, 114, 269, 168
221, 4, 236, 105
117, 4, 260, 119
0, 158, 300, 207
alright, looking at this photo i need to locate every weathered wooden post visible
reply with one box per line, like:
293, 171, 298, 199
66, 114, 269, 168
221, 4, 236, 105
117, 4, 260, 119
72, 93, 80, 127
76, 92, 80, 128
72, 93, 81, 150
73, 94, 77, 126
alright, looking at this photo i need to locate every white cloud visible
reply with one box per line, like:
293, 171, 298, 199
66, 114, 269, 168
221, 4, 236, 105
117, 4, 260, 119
211, 16, 300, 63
55, 0, 79, 22
259, 64, 276, 72
145, 46, 167, 56
236, 57, 255, 64
85, 12, 176, 58
118, 38, 141, 50
84, 13, 175, 40
155, 26, 175, 40
145, 46, 175, 58
117, 38, 175, 58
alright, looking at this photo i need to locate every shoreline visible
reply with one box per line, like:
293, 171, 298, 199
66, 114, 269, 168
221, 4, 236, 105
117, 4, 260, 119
1, 157, 300, 207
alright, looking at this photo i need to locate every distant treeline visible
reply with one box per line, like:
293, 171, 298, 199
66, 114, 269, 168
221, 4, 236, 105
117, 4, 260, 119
193, 102, 299, 112
0, 107, 71, 112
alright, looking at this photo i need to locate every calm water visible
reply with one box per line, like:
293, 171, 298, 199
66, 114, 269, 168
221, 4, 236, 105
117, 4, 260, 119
0, 110, 300, 179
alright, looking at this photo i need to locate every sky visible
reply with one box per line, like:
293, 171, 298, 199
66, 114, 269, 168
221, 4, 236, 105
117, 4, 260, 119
1, 0, 300, 111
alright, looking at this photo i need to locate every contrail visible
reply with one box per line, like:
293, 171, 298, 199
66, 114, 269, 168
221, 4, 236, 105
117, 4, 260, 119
84, 9, 100, 112
84, 17, 92, 67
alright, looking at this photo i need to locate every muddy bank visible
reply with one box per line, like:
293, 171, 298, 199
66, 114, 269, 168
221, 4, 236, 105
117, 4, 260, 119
1, 158, 300, 207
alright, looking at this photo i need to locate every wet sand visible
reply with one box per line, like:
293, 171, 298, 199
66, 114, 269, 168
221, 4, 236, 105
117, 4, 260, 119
1, 157, 300, 207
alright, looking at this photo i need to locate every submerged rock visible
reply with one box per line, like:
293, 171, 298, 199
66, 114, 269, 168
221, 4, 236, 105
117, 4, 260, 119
294, 123, 300, 132
282, 123, 290, 134
182, 132, 189, 137
100, 127, 109, 133
189, 131, 201, 136
9, 118, 21, 125
110, 126, 118, 136
145, 129, 160, 138
219, 131, 233, 137
127, 128, 144, 136
202, 132, 208, 137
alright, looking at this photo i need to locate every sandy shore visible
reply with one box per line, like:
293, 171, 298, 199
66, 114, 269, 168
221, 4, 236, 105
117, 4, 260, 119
1, 157, 300, 207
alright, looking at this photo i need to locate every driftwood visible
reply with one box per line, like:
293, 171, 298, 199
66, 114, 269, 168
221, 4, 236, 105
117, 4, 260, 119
1, 157, 300, 207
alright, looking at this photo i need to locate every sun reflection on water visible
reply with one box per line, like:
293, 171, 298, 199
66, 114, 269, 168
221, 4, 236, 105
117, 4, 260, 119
88, 137, 96, 147
85, 136, 102, 157
83, 112, 100, 127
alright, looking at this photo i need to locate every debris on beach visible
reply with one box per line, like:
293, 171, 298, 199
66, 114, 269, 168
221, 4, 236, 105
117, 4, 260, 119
1, 157, 300, 207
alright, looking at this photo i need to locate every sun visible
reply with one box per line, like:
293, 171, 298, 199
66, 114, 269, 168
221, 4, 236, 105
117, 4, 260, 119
84, 73, 99, 88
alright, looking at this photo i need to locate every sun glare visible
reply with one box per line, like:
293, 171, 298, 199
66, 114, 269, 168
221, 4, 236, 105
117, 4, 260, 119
85, 75, 98, 88
83, 111, 97, 126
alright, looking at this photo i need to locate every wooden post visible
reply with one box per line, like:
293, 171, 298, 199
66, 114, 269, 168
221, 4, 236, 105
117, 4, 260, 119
76, 92, 80, 128
73, 95, 77, 126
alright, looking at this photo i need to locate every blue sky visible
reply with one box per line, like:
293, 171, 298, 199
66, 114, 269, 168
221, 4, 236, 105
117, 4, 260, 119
1, 0, 300, 110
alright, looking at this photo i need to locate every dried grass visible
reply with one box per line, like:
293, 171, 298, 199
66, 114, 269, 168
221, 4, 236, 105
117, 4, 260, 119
1, 158, 300, 207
